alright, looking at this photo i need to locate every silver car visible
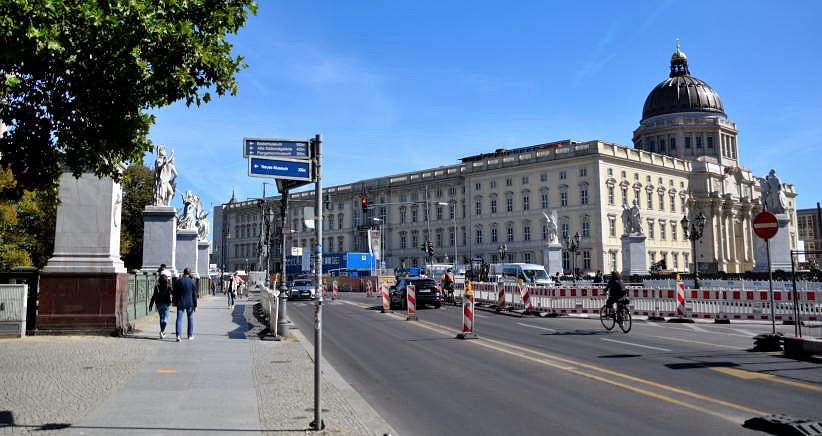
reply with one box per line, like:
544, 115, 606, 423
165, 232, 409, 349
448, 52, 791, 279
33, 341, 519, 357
289, 279, 316, 300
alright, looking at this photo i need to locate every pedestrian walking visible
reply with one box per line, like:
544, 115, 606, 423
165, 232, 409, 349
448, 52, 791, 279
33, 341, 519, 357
172, 267, 198, 341
227, 274, 236, 308
148, 268, 173, 338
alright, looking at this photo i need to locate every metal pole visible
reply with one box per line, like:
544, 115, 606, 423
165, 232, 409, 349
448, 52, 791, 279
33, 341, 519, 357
312, 134, 324, 431
278, 190, 289, 338
790, 251, 802, 338
453, 211, 457, 269
766, 238, 776, 335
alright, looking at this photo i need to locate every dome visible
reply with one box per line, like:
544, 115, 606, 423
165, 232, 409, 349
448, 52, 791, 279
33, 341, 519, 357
641, 47, 725, 121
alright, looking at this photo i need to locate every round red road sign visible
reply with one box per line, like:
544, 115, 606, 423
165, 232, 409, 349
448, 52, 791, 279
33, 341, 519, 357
753, 211, 779, 240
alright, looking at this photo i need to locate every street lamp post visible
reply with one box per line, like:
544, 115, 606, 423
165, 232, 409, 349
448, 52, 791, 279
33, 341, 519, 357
564, 232, 581, 283
372, 217, 383, 274
438, 201, 457, 269
681, 212, 707, 289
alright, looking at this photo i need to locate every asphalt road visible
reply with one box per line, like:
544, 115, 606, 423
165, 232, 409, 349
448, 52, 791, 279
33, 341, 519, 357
287, 293, 822, 436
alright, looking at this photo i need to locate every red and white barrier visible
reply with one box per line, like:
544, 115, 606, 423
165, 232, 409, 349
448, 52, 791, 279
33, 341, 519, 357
365, 280, 374, 297
406, 284, 417, 321
452, 279, 822, 323
380, 284, 391, 313
457, 287, 478, 339
332, 280, 339, 300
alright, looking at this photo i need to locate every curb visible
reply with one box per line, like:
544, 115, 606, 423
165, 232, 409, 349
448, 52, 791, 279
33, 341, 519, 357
291, 327, 398, 436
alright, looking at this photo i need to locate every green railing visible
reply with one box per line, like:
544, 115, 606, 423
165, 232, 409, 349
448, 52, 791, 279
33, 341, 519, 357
128, 271, 157, 324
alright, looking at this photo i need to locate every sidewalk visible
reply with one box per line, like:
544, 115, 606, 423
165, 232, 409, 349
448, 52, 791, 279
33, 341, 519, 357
0, 294, 394, 436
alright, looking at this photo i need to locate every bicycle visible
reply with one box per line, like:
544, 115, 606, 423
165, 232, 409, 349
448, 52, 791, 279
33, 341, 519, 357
600, 297, 632, 333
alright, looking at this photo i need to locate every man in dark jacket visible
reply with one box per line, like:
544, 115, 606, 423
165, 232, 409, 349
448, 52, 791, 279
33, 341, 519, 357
604, 271, 627, 313
173, 267, 198, 341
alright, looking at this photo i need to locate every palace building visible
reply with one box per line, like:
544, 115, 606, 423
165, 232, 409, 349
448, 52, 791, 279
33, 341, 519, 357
213, 46, 799, 275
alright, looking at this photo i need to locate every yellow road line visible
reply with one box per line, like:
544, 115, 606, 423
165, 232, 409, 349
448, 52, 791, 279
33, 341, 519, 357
712, 367, 822, 393
349, 300, 770, 420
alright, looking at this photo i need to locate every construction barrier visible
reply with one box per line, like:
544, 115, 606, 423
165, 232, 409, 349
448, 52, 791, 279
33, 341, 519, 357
365, 280, 374, 297
452, 279, 822, 323
406, 284, 417, 321
332, 280, 339, 300
457, 285, 478, 339
380, 284, 392, 313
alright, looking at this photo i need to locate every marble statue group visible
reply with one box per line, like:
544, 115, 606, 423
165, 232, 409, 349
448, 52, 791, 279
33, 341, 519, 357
759, 169, 787, 215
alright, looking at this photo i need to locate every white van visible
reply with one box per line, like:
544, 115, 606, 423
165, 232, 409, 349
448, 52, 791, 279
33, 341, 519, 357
489, 263, 551, 285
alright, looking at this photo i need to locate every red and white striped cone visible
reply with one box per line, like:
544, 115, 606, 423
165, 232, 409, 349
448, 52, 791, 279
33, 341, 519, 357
366, 280, 374, 297
520, 285, 534, 313
380, 284, 392, 313
323, 282, 328, 298
332, 280, 339, 300
457, 287, 478, 339
406, 284, 417, 321
669, 279, 694, 323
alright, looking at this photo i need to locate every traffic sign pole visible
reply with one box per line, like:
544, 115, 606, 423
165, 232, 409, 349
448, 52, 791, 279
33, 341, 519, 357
311, 134, 324, 432
754, 211, 779, 335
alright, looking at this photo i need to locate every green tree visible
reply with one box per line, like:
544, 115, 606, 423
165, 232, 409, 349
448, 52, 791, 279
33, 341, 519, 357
0, 0, 257, 199
0, 168, 58, 269
120, 163, 153, 270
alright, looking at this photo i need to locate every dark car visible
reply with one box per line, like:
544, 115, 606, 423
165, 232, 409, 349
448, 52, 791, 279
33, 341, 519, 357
390, 278, 442, 309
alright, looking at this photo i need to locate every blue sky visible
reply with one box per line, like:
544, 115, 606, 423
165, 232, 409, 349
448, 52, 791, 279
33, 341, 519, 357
148, 0, 822, 232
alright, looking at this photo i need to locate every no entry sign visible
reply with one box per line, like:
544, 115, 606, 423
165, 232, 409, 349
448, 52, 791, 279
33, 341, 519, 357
753, 211, 779, 240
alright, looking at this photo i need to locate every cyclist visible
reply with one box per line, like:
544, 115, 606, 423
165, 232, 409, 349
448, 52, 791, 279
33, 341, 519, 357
603, 271, 627, 314
441, 269, 455, 304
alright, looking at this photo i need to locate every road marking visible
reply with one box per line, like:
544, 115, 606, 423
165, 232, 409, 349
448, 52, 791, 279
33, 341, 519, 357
359, 298, 769, 421
600, 338, 672, 352
712, 367, 822, 393
637, 334, 741, 350
517, 322, 556, 332
731, 329, 758, 336
407, 320, 759, 423
476, 314, 489, 318
155, 368, 176, 374
684, 324, 709, 333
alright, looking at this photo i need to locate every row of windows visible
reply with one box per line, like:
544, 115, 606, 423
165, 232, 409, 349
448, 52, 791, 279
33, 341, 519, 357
606, 185, 687, 212
474, 168, 589, 192
606, 168, 685, 189
648, 251, 690, 270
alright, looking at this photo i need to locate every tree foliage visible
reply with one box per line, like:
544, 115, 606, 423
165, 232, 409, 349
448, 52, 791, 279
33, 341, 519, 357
0, 168, 58, 270
120, 163, 153, 270
0, 0, 257, 199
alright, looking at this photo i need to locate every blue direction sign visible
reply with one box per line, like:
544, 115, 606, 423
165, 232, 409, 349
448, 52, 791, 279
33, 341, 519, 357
243, 137, 310, 158
248, 156, 312, 182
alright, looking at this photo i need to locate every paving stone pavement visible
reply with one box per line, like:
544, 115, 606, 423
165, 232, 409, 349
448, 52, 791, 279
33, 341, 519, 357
0, 294, 394, 436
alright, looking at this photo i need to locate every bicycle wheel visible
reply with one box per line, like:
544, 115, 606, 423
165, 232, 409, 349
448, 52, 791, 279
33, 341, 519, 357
617, 306, 632, 333
600, 305, 615, 331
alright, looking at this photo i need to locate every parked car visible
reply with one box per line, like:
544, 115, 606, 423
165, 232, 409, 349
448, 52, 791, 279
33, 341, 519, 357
288, 279, 316, 300
390, 278, 442, 309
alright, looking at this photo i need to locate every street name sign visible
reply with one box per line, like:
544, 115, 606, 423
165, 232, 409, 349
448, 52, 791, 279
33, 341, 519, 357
243, 137, 310, 159
248, 156, 312, 182
753, 211, 778, 240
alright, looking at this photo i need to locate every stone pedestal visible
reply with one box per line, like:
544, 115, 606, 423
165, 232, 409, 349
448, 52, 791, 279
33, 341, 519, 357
197, 240, 210, 278
140, 206, 177, 276
38, 172, 128, 334
753, 214, 793, 272
621, 234, 648, 277
175, 229, 199, 277
543, 243, 563, 276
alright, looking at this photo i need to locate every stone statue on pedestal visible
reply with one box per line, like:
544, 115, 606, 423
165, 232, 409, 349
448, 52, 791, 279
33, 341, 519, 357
542, 210, 559, 244
196, 208, 209, 241
177, 190, 200, 230
758, 169, 787, 214
621, 200, 643, 235
153, 145, 177, 207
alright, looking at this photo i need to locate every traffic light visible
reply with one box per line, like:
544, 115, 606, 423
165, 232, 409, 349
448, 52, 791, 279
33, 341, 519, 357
360, 196, 368, 214
426, 240, 434, 257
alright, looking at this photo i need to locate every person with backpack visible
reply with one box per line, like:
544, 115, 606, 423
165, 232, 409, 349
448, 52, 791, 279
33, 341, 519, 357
603, 271, 627, 313
149, 268, 174, 338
